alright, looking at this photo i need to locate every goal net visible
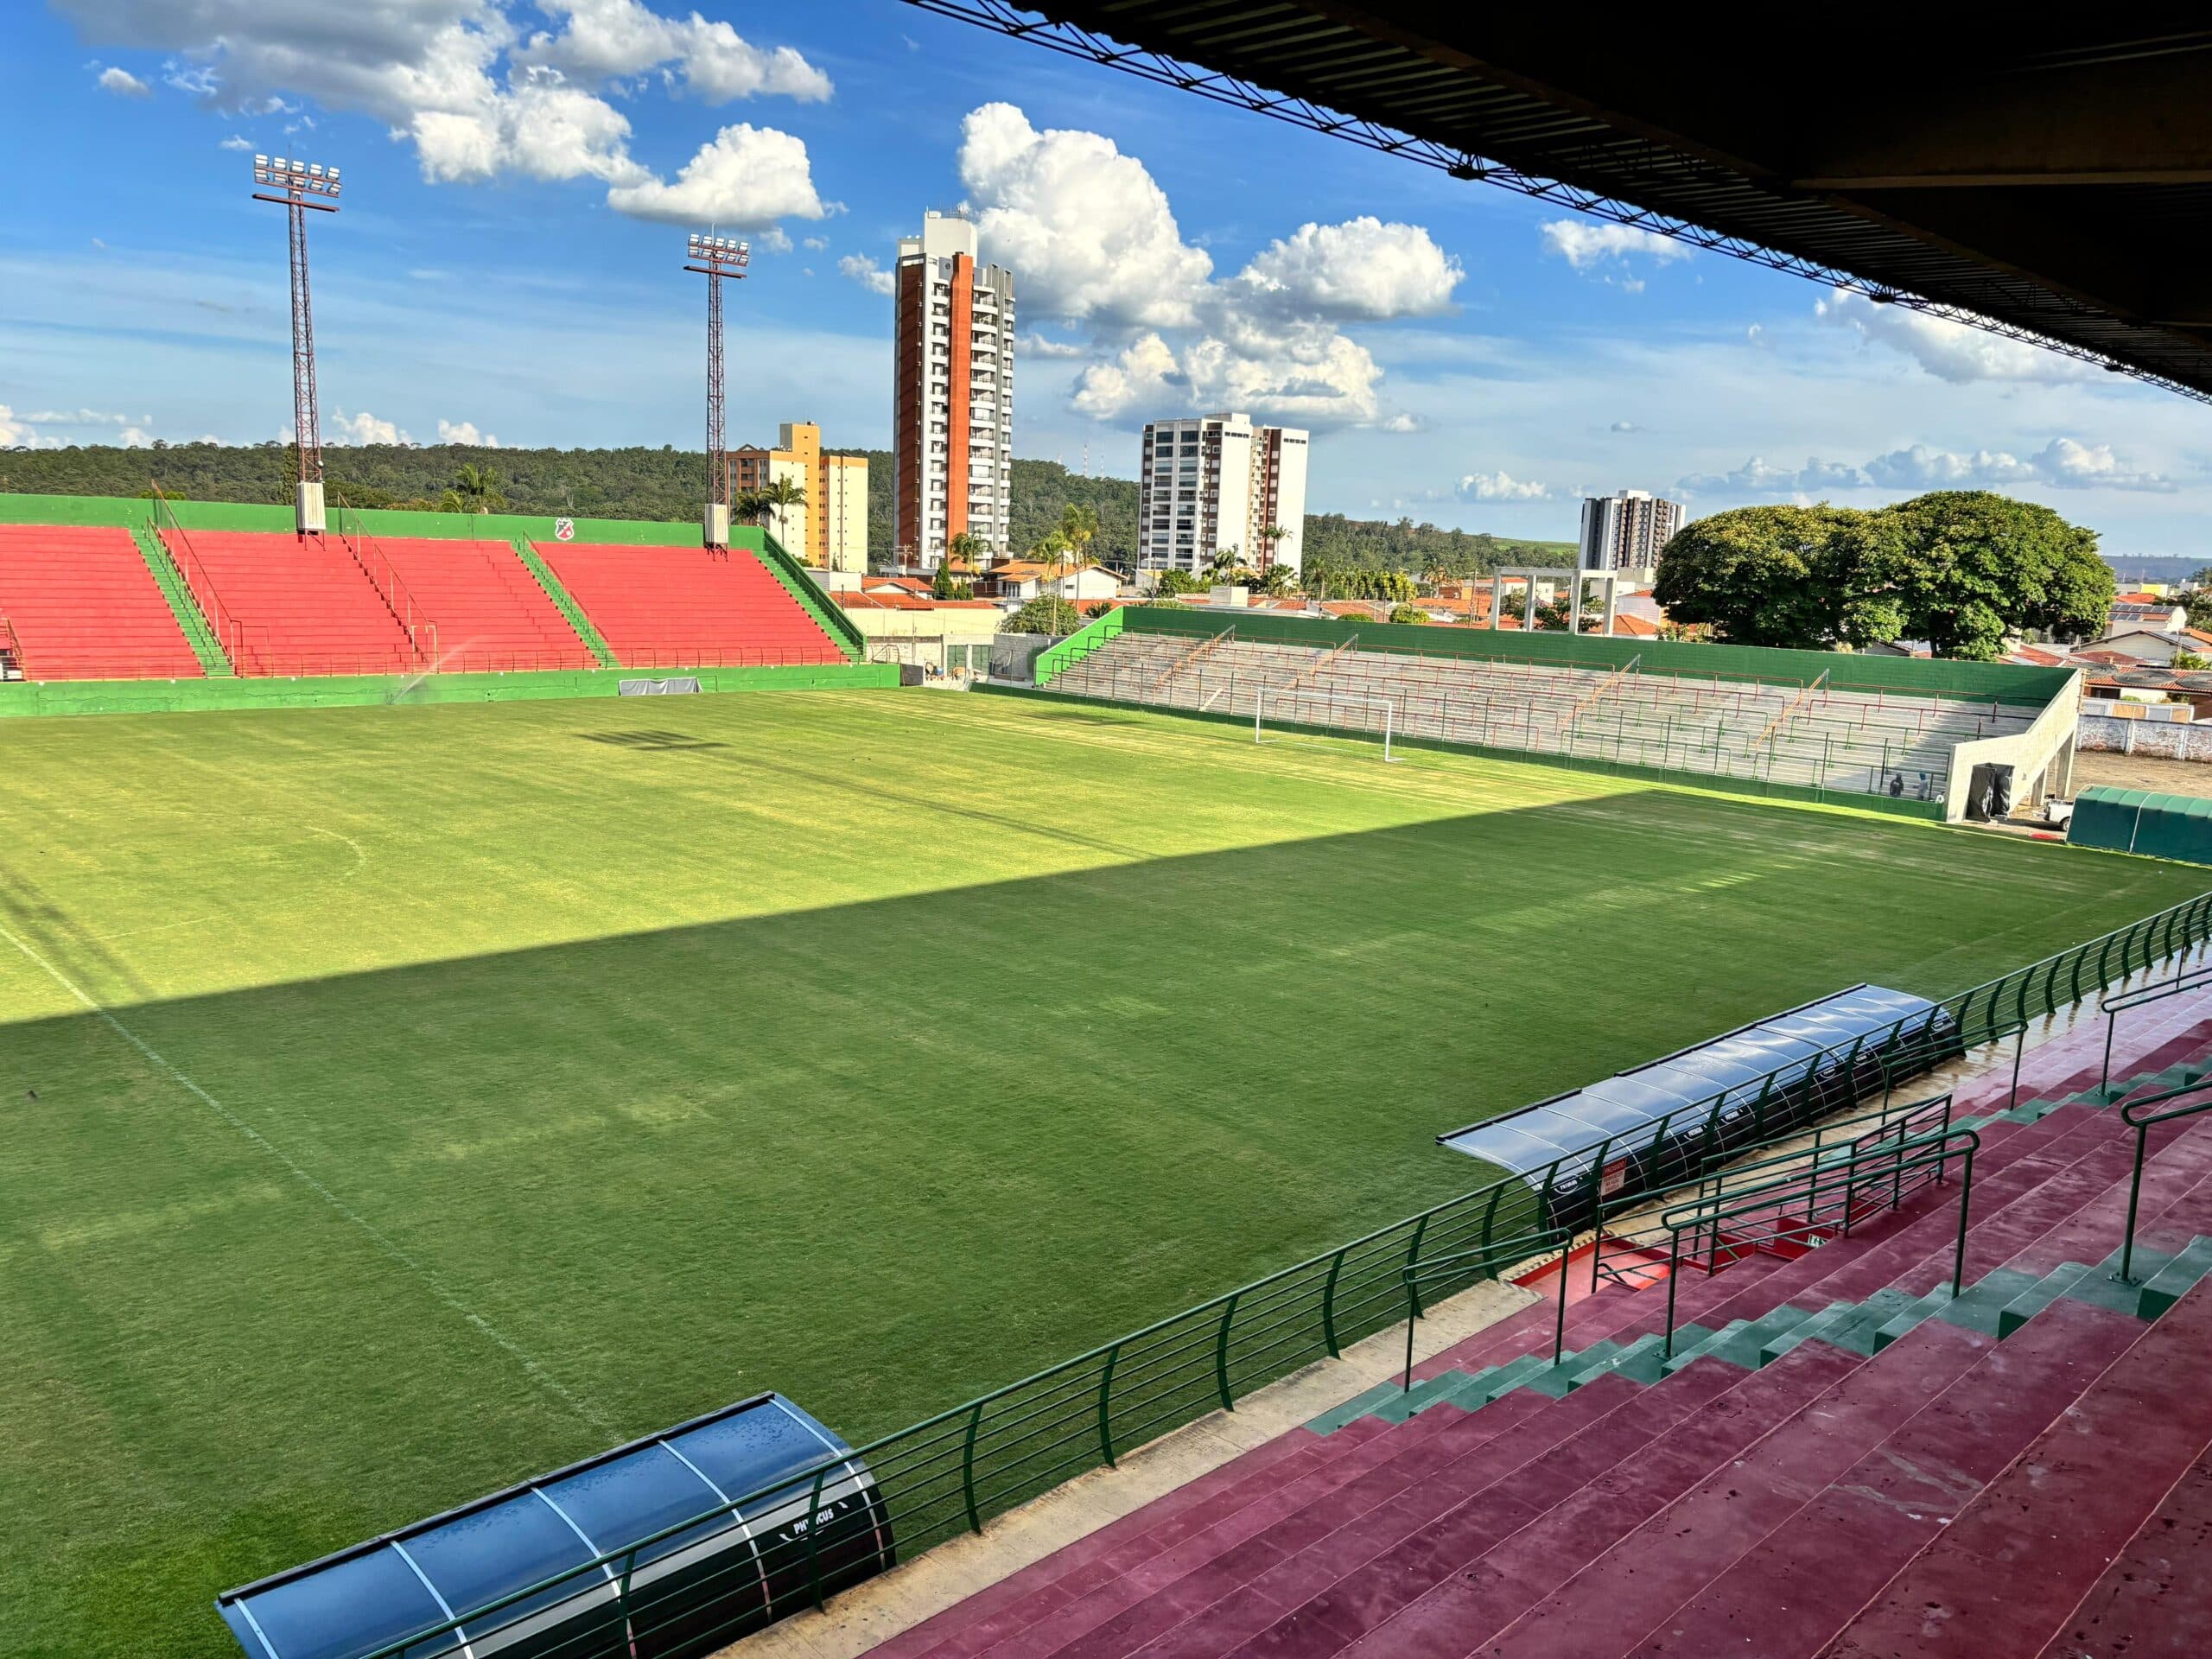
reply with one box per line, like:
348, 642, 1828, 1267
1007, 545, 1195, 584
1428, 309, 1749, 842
1253, 686, 1400, 763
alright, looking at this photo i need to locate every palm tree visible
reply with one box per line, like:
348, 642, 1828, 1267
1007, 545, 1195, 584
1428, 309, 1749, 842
1201, 548, 1251, 586
1027, 530, 1075, 632
1421, 560, 1453, 595
1254, 562, 1296, 599
1258, 524, 1288, 573
751, 476, 808, 546
445, 462, 507, 514
946, 531, 982, 573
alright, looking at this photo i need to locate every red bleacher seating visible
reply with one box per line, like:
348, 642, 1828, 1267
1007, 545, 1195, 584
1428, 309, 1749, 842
0, 524, 203, 681
166, 531, 416, 677
367, 537, 594, 672
532, 542, 843, 668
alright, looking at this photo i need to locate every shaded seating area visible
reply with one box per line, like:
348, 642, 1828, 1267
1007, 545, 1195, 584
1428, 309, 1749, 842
534, 541, 845, 669
0, 524, 203, 681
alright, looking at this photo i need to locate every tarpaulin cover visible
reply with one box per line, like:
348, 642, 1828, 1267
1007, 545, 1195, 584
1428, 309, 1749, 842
2069, 785, 2212, 866
1437, 985, 1948, 1211
216, 1393, 890, 1659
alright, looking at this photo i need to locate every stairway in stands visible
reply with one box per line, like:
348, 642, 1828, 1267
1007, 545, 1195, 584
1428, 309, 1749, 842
0, 524, 205, 680
864, 992, 2212, 1659
533, 541, 846, 669
166, 531, 417, 677
369, 537, 595, 672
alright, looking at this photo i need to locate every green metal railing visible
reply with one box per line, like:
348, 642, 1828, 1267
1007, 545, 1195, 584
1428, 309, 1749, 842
2099, 961, 2212, 1094
1657, 1126, 1980, 1357
2114, 1075, 2212, 1284
341, 890, 2212, 1658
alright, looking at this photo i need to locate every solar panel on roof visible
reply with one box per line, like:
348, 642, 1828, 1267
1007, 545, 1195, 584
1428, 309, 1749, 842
1437, 984, 1956, 1227
217, 1394, 891, 1659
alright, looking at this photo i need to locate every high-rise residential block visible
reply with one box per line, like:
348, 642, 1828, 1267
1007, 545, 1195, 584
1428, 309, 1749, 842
1579, 489, 1686, 572
1136, 413, 1308, 575
894, 211, 1014, 569
728, 421, 869, 573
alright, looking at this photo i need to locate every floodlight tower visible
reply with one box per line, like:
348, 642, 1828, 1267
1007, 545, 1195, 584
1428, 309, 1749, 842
251, 154, 342, 536
683, 232, 749, 548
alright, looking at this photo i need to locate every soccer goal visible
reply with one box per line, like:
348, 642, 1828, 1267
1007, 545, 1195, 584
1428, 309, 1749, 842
1254, 686, 1400, 762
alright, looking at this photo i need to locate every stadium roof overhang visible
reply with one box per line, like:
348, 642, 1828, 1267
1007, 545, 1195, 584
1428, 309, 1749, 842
912, 5, 2212, 404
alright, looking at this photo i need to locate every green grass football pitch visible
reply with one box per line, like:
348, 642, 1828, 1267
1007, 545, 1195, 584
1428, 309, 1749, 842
1, 687, 2199, 1655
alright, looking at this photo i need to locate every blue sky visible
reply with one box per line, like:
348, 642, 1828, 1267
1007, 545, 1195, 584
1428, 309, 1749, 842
7, 0, 2209, 558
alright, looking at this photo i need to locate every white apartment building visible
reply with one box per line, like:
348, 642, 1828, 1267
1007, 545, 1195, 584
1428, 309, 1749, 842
893, 211, 1015, 568
1580, 489, 1687, 571
1137, 413, 1308, 575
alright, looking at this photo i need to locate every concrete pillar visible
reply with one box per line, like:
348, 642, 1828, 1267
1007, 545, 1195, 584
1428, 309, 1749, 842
1602, 578, 1618, 638
1490, 571, 1503, 631
1522, 576, 1536, 632
1568, 577, 1584, 637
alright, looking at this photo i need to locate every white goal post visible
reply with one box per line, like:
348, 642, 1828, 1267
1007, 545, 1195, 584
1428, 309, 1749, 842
1254, 686, 1400, 762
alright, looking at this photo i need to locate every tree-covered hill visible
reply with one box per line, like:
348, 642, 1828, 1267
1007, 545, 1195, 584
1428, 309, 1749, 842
0, 441, 1575, 578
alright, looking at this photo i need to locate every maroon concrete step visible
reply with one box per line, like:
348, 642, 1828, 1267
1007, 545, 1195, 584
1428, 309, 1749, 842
2036, 1452, 2212, 1657
1821, 1281, 2212, 1657
1037, 1376, 1654, 1659
1197, 1357, 1764, 1657
1475, 1319, 1997, 1657
1626, 1296, 2150, 1657
1327, 1343, 1867, 1659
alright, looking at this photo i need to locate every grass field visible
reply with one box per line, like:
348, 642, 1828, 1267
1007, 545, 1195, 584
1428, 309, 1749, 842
2, 687, 2201, 1656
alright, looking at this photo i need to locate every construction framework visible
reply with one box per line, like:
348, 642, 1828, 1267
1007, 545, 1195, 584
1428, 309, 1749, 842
250, 155, 341, 535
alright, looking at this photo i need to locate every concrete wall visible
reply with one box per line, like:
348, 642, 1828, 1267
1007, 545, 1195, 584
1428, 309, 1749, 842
2080, 713, 2212, 763
1943, 669, 2084, 820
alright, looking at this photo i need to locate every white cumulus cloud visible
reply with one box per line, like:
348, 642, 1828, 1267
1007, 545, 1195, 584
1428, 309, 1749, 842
1540, 219, 1693, 270
837, 252, 895, 296
96, 64, 150, 96
1230, 217, 1460, 321
437, 418, 499, 446
960, 104, 1452, 429
1458, 470, 1553, 502
56, 0, 829, 233
959, 101, 1211, 330
605, 122, 823, 226
1817, 288, 2096, 385
333, 409, 410, 446
1018, 331, 1084, 359
1679, 455, 1870, 495
1866, 437, 2174, 493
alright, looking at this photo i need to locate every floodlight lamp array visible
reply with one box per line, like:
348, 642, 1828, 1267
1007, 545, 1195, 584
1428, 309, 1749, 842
252, 155, 342, 198
686, 232, 751, 265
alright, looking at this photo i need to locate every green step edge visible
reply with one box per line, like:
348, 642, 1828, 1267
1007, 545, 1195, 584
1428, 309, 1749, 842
509, 538, 618, 669
753, 531, 868, 664
1306, 1236, 2212, 1435
130, 524, 233, 677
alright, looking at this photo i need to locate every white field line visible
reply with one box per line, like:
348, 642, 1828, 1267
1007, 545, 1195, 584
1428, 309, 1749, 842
0, 918, 613, 1433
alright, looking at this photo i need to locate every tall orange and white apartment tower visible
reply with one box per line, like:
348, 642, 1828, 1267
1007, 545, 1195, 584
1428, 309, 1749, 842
894, 211, 1015, 569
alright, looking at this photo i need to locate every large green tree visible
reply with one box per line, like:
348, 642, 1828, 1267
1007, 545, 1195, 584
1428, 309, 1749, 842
1653, 492, 2109, 659
1879, 491, 2110, 658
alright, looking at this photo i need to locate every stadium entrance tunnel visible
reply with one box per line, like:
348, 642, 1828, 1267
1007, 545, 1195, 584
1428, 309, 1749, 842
215, 1393, 891, 1659
1437, 986, 1960, 1230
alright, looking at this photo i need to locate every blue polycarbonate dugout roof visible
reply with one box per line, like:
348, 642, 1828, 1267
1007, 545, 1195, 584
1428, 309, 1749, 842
1438, 984, 1942, 1176
217, 1392, 860, 1659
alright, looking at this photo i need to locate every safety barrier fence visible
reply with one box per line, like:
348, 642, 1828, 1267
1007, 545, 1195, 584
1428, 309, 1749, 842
346, 890, 2212, 1658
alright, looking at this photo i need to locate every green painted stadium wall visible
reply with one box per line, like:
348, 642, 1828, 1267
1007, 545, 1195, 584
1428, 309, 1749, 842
1114, 605, 2070, 708
0, 664, 897, 719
